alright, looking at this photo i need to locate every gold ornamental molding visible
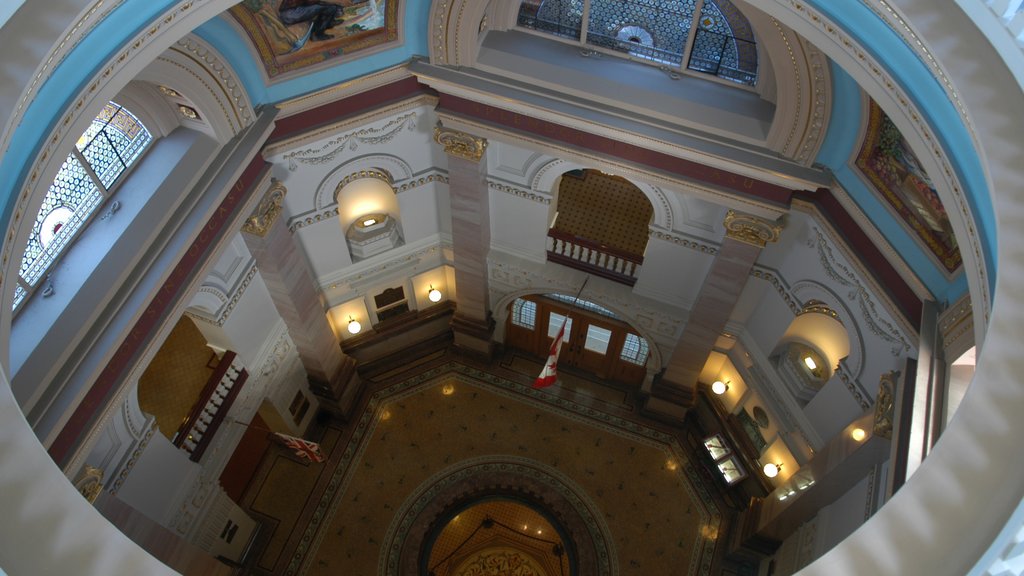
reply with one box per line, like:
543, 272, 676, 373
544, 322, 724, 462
337, 168, 394, 191
723, 210, 784, 247
873, 371, 899, 440
434, 125, 487, 162
242, 180, 288, 237
75, 465, 105, 503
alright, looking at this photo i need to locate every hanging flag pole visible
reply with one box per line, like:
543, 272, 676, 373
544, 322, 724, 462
533, 276, 590, 389
225, 418, 327, 463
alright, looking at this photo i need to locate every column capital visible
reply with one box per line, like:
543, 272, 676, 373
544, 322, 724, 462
723, 210, 784, 247
434, 125, 487, 162
242, 179, 287, 237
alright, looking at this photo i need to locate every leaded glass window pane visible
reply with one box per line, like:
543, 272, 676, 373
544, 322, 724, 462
511, 298, 538, 329
546, 293, 617, 319
687, 0, 757, 85
19, 154, 102, 286
14, 101, 151, 311
77, 102, 152, 189
518, 0, 583, 41
586, 0, 696, 66
620, 333, 649, 365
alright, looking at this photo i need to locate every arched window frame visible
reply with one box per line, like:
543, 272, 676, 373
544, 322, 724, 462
517, 0, 758, 87
13, 101, 153, 312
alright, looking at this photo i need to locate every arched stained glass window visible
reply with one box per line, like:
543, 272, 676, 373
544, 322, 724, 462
517, 0, 757, 86
14, 102, 152, 311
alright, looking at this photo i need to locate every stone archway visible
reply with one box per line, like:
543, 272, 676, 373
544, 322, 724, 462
381, 456, 617, 576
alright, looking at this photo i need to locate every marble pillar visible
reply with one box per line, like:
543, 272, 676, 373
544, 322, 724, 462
648, 211, 783, 417
241, 180, 359, 417
435, 126, 495, 358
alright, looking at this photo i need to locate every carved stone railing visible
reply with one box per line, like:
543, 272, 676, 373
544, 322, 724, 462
546, 229, 643, 286
172, 351, 248, 462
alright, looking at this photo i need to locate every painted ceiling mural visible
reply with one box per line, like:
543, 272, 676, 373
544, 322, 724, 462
855, 100, 962, 274
229, 0, 398, 79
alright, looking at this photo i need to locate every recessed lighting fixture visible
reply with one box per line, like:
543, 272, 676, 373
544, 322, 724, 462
442, 384, 455, 396
803, 356, 817, 371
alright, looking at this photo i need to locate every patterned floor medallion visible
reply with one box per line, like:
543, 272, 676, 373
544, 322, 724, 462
283, 362, 721, 575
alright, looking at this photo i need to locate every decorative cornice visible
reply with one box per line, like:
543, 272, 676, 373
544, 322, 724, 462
172, 36, 255, 132
649, 230, 718, 255
434, 125, 487, 162
186, 260, 259, 326
723, 210, 784, 247
289, 174, 449, 232
241, 180, 287, 237
488, 180, 549, 204
337, 169, 393, 191
279, 111, 418, 171
799, 299, 842, 323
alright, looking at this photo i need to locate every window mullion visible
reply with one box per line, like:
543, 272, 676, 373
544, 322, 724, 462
580, 0, 590, 45
71, 148, 110, 198
681, 0, 707, 71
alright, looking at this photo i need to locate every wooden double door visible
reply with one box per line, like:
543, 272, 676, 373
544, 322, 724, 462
505, 296, 648, 386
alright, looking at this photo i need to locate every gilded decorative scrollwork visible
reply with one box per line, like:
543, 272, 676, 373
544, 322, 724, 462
723, 210, 784, 247
242, 180, 288, 237
873, 371, 899, 440
75, 465, 105, 503
434, 125, 488, 162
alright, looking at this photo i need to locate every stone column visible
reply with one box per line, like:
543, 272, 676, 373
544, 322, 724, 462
648, 210, 783, 418
241, 180, 359, 417
435, 126, 495, 358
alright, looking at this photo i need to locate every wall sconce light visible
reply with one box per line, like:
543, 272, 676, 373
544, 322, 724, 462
711, 380, 729, 395
347, 316, 362, 335
427, 285, 442, 303
762, 462, 783, 478
850, 427, 867, 442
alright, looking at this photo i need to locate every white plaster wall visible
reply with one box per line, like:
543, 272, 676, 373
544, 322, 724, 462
221, 272, 280, 370
116, 434, 200, 527
488, 188, 549, 261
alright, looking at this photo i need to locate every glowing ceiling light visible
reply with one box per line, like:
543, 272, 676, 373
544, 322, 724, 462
803, 356, 818, 371
428, 285, 442, 303
347, 316, 362, 334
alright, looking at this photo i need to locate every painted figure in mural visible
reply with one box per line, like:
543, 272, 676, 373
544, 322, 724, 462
277, 0, 370, 46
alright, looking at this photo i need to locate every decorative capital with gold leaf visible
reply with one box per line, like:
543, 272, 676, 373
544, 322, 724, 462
723, 210, 784, 247
75, 465, 105, 503
873, 370, 899, 440
434, 125, 487, 162
242, 179, 287, 237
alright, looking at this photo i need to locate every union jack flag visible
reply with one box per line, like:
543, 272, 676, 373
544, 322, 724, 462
273, 432, 325, 463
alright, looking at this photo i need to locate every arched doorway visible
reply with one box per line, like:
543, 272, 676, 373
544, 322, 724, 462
505, 294, 649, 386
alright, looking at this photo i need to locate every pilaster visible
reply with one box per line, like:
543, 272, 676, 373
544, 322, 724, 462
648, 211, 783, 416
435, 125, 495, 358
241, 180, 360, 417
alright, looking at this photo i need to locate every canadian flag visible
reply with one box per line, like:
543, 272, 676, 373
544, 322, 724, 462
533, 317, 567, 388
